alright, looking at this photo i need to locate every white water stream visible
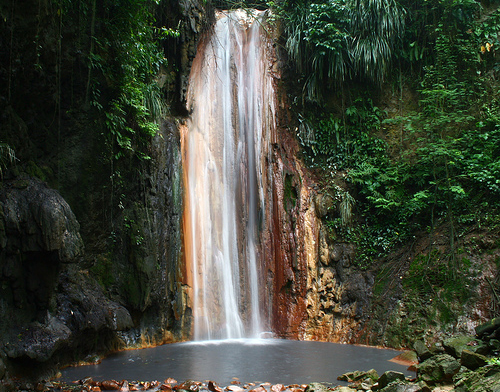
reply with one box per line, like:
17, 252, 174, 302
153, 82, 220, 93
181, 10, 275, 340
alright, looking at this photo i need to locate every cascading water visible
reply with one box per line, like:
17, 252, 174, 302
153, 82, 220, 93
181, 10, 275, 340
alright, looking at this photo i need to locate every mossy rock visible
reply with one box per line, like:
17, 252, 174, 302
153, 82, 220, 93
337, 368, 379, 382
460, 349, 488, 370
475, 318, 500, 338
414, 340, 432, 361
378, 371, 406, 388
417, 354, 460, 384
443, 335, 475, 359
453, 364, 500, 392
378, 381, 424, 392
305, 383, 331, 392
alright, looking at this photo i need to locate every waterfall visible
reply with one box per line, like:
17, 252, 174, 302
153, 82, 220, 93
181, 10, 275, 340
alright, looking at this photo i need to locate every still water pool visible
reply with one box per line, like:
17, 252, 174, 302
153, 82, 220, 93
61, 339, 413, 386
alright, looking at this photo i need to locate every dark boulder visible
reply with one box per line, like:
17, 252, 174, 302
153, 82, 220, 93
460, 349, 488, 370
416, 354, 460, 384
454, 364, 500, 392
378, 371, 406, 389
413, 340, 432, 362
475, 318, 500, 339
0, 177, 83, 261
443, 335, 475, 359
4, 314, 71, 362
0, 177, 135, 380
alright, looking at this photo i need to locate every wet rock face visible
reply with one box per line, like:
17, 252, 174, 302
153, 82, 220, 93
299, 222, 374, 342
116, 119, 189, 345
0, 178, 83, 328
262, 120, 372, 341
0, 177, 139, 380
0, 178, 82, 377
0, 177, 84, 261
255, 43, 374, 340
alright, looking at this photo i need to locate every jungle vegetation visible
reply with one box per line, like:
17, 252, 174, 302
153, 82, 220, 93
1, 0, 499, 274
271, 0, 500, 272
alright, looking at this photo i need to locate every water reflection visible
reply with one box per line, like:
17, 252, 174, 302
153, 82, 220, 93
61, 339, 414, 386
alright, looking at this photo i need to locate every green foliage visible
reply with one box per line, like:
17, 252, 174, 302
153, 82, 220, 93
0, 143, 17, 178
297, 97, 386, 169
123, 215, 145, 247
88, 0, 168, 163
349, 0, 405, 83
90, 254, 115, 288
475, 8, 500, 67
272, 0, 405, 101
292, 0, 500, 268
403, 250, 475, 324
488, 357, 500, 366
398, 0, 479, 67
83, 0, 171, 241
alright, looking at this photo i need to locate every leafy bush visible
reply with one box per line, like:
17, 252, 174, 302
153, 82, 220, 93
297, 97, 387, 170
272, 0, 405, 102
88, 0, 168, 162
288, 0, 500, 267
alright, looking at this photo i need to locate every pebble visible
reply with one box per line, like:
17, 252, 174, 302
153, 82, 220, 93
227, 385, 245, 392
271, 384, 285, 392
248, 386, 266, 392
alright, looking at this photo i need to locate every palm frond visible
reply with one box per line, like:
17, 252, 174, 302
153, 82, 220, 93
349, 0, 406, 84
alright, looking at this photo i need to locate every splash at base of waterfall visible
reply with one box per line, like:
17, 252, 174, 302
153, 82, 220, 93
181, 9, 275, 341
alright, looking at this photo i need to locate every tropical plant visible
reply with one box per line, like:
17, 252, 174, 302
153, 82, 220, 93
288, 0, 500, 268
0, 143, 17, 178
273, 0, 405, 101
88, 0, 168, 163
349, 0, 405, 84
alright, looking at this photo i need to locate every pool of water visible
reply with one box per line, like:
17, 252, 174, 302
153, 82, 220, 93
60, 339, 413, 386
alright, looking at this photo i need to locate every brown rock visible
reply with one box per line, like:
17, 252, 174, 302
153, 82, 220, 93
101, 380, 121, 390
226, 386, 245, 392
315, 193, 335, 217
249, 387, 266, 392
176, 381, 200, 391
271, 384, 286, 392
120, 380, 129, 392
208, 381, 224, 392
165, 379, 178, 384
80, 377, 95, 386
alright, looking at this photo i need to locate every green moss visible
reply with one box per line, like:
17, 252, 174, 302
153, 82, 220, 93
402, 250, 476, 326
25, 160, 52, 182
283, 173, 298, 212
122, 273, 143, 310
90, 254, 114, 288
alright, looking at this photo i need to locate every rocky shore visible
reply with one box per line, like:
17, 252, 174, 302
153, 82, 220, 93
331, 317, 500, 392
3, 319, 499, 392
